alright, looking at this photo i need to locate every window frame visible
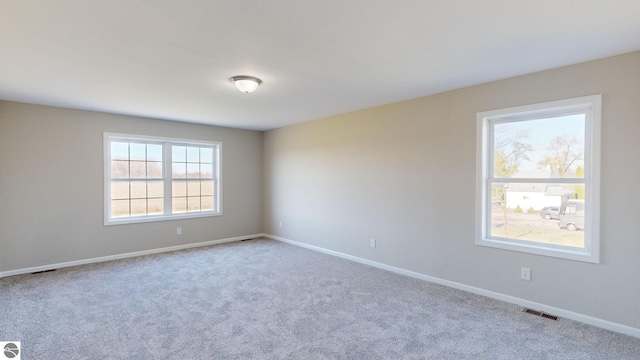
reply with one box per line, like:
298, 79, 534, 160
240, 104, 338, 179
476, 95, 601, 263
104, 133, 222, 226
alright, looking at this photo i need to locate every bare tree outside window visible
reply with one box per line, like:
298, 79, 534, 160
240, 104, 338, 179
538, 135, 584, 177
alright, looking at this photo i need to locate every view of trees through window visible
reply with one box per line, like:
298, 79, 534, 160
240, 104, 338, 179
490, 114, 586, 248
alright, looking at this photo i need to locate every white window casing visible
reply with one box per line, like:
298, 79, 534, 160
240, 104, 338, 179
104, 133, 222, 225
476, 95, 601, 263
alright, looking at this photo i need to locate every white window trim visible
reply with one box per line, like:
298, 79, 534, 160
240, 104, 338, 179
104, 132, 223, 226
476, 95, 601, 263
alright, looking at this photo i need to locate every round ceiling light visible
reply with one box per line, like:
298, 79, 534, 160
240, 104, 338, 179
230, 75, 262, 93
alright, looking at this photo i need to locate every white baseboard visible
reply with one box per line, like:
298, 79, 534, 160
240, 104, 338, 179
0, 234, 262, 278
263, 233, 640, 339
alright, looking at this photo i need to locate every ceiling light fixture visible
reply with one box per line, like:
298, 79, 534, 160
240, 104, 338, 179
229, 75, 262, 93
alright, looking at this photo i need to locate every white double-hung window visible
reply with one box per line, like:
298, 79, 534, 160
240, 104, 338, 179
476, 95, 601, 263
104, 133, 221, 225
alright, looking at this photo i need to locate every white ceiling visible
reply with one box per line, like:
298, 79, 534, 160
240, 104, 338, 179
1, 1, 640, 131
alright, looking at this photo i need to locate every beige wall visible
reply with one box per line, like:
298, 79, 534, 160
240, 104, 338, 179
262, 51, 640, 329
0, 102, 263, 271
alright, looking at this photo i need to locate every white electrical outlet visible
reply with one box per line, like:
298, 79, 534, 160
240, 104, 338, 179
521, 267, 531, 281
279, 221, 283, 228
177, 227, 182, 235
370, 239, 376, 248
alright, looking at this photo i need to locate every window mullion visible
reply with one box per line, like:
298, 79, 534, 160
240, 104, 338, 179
489, 178, 586, 184
164, 143, 172, 216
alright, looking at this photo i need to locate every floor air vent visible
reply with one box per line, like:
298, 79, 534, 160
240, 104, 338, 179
523, 308, 559, 321
31, 269, 56, 275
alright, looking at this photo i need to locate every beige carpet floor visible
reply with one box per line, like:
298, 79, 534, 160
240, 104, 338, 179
1, 238, 639, 359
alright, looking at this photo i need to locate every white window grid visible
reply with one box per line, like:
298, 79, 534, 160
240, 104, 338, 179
104, 133, 222, 225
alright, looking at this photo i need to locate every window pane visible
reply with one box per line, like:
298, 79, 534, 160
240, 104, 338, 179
201, 181, 214, 196
200, 148, 213, 163
172, 197, 187, 214
111, 181, 129, 200
130, 181, 146, 199
130, 199, 147, 217
172, 146, 186, 162
148, 198, 163, 215
187, 147, 200, 162
493, 114, 585, 179
172, 181, 186, 197
172, 162, 186, 178
107, 135, 221, 223
130, 143, 146, 161
111, 200, 129, 218
201, 196, 214, 211
187, 163, 200, 178
147, 144, 162, 161
130, 161, 146, 178
200, 164, 213, 179
148, 181, 163, 198
490, 183, 584, 248
147, 161, 163, 178
187, 197, 201, 212
187, 181, 201, 196
111, 142, 129, 160
111, 160, 129, 178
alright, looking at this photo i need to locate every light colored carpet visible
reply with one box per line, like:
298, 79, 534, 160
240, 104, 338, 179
1, 238, 638, 359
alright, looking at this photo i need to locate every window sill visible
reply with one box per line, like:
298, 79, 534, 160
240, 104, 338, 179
476, 236, 599, 263
104, 211, 222, 226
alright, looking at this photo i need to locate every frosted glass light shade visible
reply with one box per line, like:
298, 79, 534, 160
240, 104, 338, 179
230, 76, 262, 93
